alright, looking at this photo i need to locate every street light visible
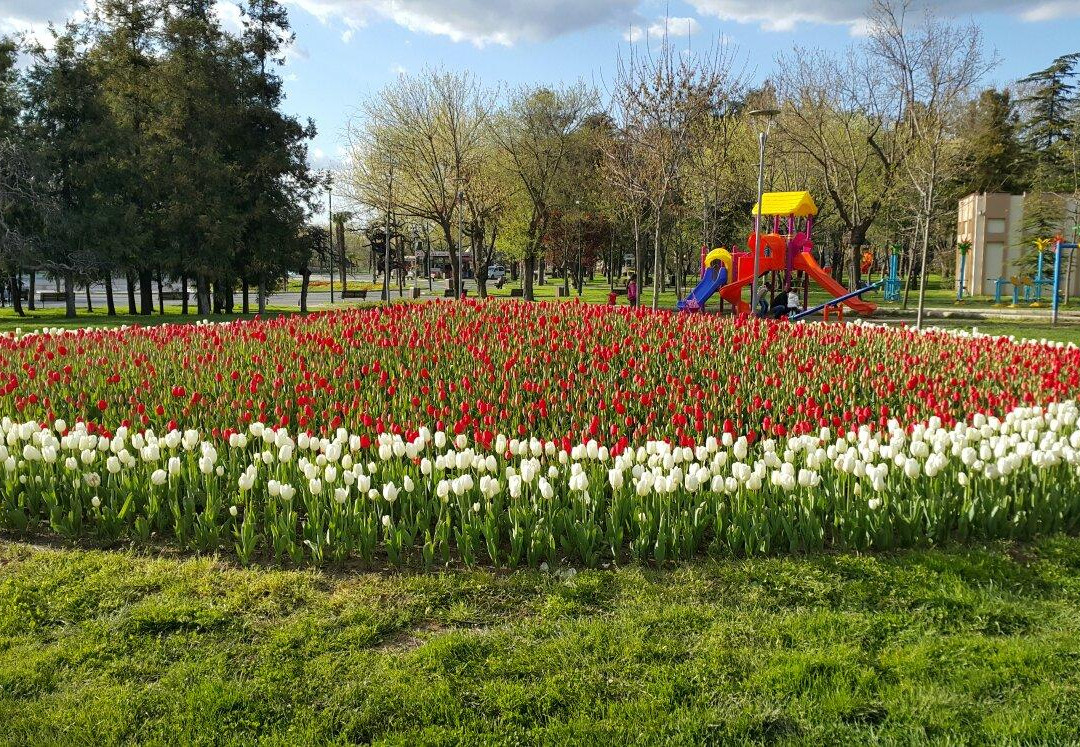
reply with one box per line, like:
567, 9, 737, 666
325, 170, 334, 304
748, 108, 780, 315
457, 189, 465, 298
575, 199, 582, 296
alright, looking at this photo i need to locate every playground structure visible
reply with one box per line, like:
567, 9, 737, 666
677, 191, 877, 319
987, 237, 1078, 311
883, 245, 902, 302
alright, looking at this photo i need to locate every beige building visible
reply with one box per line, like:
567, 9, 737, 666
956, 192, 1079, 297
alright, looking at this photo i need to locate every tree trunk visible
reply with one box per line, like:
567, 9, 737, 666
139, 268, 153, 315
915, 170, 938, 330
225, 281, 234, 313
182, 275, 189, 315
156, 270, 164, 315
9, 274, 24, 317
64, 272, 77, 319
105, 274, 116, 316
299, 269, 310, 313
336, 221, 347, 290
126, 270, 137, 314
196, 274, 211, 315
523, 255, 536, 301
258, 273, 267, 314
633, 211, 642, 296
538, 257, 545, 285
85, 282, 93, 312
242, 279, 250, 314
651, 215, 662, 310
27, 272, 35, 311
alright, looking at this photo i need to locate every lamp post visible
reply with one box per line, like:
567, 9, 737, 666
457, 189, 465, 298
575, 199, 582, 296
325, 170, 334, 304
748, 108, 779, 315
384, 154, 393, 305
411, 226, 420, 295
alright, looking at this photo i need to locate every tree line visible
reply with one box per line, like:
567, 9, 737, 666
0, 0, 319, 318
345, 1, 1079, 319
3, 0, 1079, 321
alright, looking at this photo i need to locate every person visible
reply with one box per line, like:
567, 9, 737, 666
626, 273, 638, 307
769, 289, 788, 319
755, 280, 770, 317
786, 288, 802, 315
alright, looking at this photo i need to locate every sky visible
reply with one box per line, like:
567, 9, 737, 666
3, 0, 1080, 186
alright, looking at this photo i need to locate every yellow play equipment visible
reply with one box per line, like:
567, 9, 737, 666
750, 191, 819, 218
703, 248, 732, 278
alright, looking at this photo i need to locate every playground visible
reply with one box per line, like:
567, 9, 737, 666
677, 191, 880, 322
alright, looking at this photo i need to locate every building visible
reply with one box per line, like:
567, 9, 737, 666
956, 192, 1079, 297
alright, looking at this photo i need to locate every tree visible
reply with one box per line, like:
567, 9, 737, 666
24, 22, 115, 318
348, 68, 492, 298
234, 0, 317, 314
155, 0, 240, 315
869, 0, 990, 328
94, 0, 163, 315
957, 88, 1028, 195
774, 45, 908, 288
491, 83, 595, 300
613, 31, 742, 309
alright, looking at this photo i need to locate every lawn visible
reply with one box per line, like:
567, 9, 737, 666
1, 537, 1079, 744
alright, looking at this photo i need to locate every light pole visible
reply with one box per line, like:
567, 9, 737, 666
457, 189, 465, 298
575, 199, 582, 296
384, 154, 393, 305
326, 170, 334, 304
749, 108, 779, 315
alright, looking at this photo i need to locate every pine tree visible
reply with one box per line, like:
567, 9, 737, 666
957, 88, 1028, 194
24, 23, 115, 318
93, 0, 164, 315
1019, 53, 1080, 190
232, 0, 316, 313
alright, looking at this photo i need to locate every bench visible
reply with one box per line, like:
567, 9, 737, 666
341, 289, 367, 299
159, 291, 187, 301
39, 292, 66, 303
557, 287, 569, 297
510, 288, 523, 298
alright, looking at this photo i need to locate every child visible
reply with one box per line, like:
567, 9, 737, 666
786, 288, 802, 314
626, 273, 638, 307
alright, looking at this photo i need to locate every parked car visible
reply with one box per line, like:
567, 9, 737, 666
487, 265, 507, 281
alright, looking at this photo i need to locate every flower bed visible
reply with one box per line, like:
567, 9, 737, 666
2, 300, 1080, 566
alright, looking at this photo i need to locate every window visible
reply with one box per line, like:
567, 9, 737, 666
986, 218, 1007, 234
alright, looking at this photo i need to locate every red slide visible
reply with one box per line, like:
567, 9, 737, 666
793, 252, 877, 315
718, 274, 755, 314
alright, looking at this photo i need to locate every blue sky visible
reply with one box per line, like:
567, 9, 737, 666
4, 0, 1080, 176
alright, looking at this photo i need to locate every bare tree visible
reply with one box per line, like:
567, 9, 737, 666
868, 0, 991, 327
491, 83, 595, 300
610, 27, 743, 309
347, 68, 492, 297
774, 46, 909, 288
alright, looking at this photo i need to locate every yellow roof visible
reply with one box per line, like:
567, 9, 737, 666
750, 191, 818, 218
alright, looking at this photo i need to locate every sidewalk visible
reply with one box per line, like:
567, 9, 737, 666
875, 305, 1080, 323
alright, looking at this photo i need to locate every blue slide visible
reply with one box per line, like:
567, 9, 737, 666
677, 267, 726, 312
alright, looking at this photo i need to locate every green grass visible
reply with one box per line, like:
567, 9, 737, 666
2, 537, 1080, 744
0, 305, 309, 333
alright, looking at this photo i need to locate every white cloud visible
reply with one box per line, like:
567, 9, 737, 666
625, 15, 701, 42
286, 0, 638, 46
688, 0, 1080, 32
341, 28, 354, 42
213, 1, 245, 35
